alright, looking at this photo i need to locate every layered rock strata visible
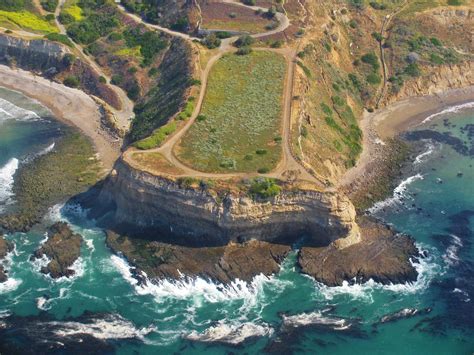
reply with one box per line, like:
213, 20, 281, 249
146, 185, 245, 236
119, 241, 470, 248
92, 159, 361, 248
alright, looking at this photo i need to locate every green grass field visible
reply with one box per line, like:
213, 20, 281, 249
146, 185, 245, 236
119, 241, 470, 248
178, 51, 286, 173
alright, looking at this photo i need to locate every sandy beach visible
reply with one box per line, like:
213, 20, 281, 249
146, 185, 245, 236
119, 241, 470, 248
0, 64, 121, 171
340, 85, 474, 187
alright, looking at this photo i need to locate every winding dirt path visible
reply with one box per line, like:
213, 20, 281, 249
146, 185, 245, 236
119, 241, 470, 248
55, 0, 134, 132
120, 1, 319, 184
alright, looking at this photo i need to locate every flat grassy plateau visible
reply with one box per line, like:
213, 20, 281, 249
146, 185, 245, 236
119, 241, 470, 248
178, 50, 286, 173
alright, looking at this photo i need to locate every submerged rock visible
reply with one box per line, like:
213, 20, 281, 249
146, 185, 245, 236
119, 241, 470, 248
31, 222, 82, 279
298, 219, 419, 286
0, 235, 14, 283
106, 231, 291, 284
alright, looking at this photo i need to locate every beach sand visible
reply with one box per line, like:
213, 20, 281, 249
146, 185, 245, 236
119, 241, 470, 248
340, 86, 474, 187
0, 64, 121, 171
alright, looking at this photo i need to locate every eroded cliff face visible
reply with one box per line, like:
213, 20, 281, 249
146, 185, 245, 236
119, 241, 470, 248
385, 62, 474, 105
0, 34, 68, 71
92, 159, 360, 248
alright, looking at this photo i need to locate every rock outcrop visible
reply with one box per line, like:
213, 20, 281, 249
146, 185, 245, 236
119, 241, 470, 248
0, 235, 14, 283
298, 219, 419, 286
31, 222, 82, 279
90, 159, 361, 248
107, 231, 291, 283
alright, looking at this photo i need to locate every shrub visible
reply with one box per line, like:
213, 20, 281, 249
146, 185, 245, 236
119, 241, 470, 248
301, 125, 308, 138
108, 32, 122, 41
236, 46, 252, 55
349, 19, 357, 29
274, 136, 282, 142
372, 32, 383, 42
257, 167, 270, 173
62, 53, 76, 67
58, 12, 75, 25
127, 84, 140, 101
430, 53, 444, 65
234, 35, 254, 48
447, 0, 462, 5
361, 52, 379, 70
203, 33, 221, 49
0, 0, 26, 11
320, 102, 333, 116
99, 76, 106, 84
44, 14, 55, 21
243, 0, 256, 5
404, 63, 420, 77
256, 149, 267, 155
229, 12, 237, 18
45, 33, 73, 47
148, 67, 158, 76
271, 40, 283, 48
196, 114, 207, 122
244, 154, 253, 160
348, 73, 361, 90
430, 37, 442, 47
369, 2, 386, 10
40, 0, 58, 12
111, 74, 123, 85
134, 121, 177, 150
249, 178, 281, 198
332, 95, 345, 106
128, 66, 138, 74
366, 72, 381, 85
63, 75, 80, 88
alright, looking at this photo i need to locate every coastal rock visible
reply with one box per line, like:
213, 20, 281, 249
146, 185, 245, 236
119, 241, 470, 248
298, 219, 419, 286
88, 159, 361, 248
106, 231, 291, 284
31, 222, 82, 279
0, 235, 14, 283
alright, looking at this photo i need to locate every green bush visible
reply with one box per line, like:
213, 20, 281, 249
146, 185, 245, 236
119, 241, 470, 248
430, 37, 442, 46
257, 167, 270, 174
234, 35, 254, 48
58, 12, 75, 25
41, 0, 58, 12
0, 0, 26, 11
361, 52, 380, 70
236, 46, 252, 55
301, 125, 308, 138
447, 0, 462, 5
366, 72, 381, 85
249, 178, 281, 198
332, 95, 345, 106
108, 32, 123, 41
320, 102, 333, 116
124, 28, 167, 66
67, 13, 119, 44
203, 34, 221, 49
256, 149, 267, 155
134, 121, 177, 150
63, 75, 80, 88
111, 74, 123, 85
404, 63, 420, 77
430, 53, 444, 65
45, 33, 73, 47
197, 114, 207, 122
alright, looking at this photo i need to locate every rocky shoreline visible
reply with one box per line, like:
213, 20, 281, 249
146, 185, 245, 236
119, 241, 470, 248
30, 222, 82, 279
0, 235, 14, 283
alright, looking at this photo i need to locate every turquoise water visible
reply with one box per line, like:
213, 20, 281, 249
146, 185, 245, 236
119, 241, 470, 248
0, 87, 473, 354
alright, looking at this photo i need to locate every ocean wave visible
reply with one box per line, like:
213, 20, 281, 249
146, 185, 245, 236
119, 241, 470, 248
414, 141, 436, 165
110, 255, 275, 306
368, 174, 423, 214
51, 313, 156, 341
421, 101, 474, 124
0, 158, 19, 212
315, 244, 440, 302
185, 321, 274, 345
282, 311, 350, 330
36, 287, 70, 311
0, 97, 40, 121
0, 277, 22, 294
442, 234, 463, 267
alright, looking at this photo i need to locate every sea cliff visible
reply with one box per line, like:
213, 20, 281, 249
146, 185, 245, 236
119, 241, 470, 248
90, 159, 361, 248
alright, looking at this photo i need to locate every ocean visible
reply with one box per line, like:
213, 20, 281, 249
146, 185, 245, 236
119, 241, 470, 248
0, 86, 473, 354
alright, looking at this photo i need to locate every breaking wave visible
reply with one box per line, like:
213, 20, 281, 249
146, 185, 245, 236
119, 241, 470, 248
421, 101, 474, 124
0, 158, 19, 212
315, 244, 440, 302
110, 254, 275, 306
0, 97, 40, 121
414, 141, 436, 165
443, 234, 463, 267
368, 173, 423, 214
0, 277, 22, 294
50, 313, 156, 341
282, 311, 351, 330
185, 321, 274, 345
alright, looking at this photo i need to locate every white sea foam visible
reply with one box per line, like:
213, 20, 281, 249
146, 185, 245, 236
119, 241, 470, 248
0, 97, 40, 121
36, 296, 50, 311
452, 288, 470, 302
368, 174, 424, 214
0, 277, 22, 294
443, 234, 463, 267
282, 311, 349, 330
421, 101, 474, 124
110, 255, 274, 306
51, 314, 156, 340
0, 158, 19, 212
185, 321, 273, 345
315, 244, 440, 302
414, 141, 436, 165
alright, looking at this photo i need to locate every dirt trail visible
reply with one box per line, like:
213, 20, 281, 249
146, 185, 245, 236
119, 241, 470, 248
121, 1, 320, 185
55, 0, 134, 132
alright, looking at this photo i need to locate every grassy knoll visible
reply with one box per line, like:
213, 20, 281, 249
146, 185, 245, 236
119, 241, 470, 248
129, 152, 184, 176
178, 51, 286, 173
0, 10, 58, 33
